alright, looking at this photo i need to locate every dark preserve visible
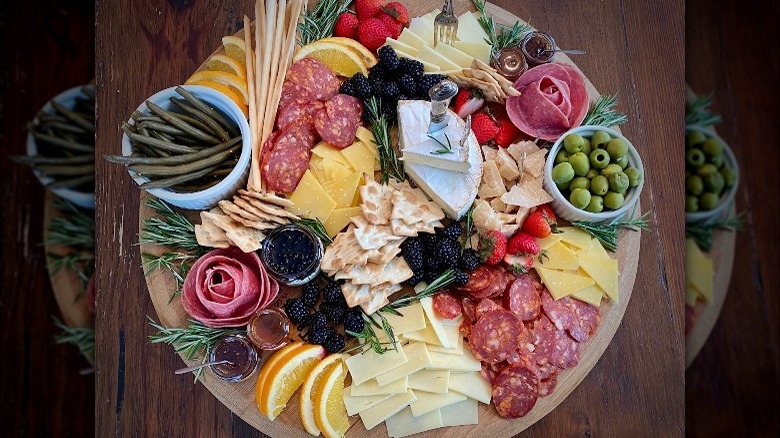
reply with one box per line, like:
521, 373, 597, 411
260, 223, 323, 286
521, 31, 555, 67
210, 334, 258, 382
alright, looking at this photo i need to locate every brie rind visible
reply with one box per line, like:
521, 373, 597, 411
398, 101, 469, 172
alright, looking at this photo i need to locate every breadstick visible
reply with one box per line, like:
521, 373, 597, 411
244, 15, 259, 191
266, 0, 303, 131
261, 0, 286, 142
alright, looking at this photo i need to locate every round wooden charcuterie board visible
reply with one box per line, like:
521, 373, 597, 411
684, 85, 737, 369
141, 1, 641, 435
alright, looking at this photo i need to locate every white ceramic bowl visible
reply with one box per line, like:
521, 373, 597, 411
684, 125, 739, 224
543, 125, 645, 223
26, 85, 96, 209
120, 85, 251, 210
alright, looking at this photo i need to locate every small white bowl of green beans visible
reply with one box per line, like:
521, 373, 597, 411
116, 85, 251, 210
684, 125, 739, 224
543, 125, 645, 223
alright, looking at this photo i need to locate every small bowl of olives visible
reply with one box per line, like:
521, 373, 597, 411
543, 125, 645, 223
684, 125, 739, 224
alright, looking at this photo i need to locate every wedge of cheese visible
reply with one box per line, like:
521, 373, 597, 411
535, 267, 595, 300
434, 42, 474, 68
417, 44, 461, 71
398, 27, 427, 51
456, 12, 490, 44
454, 40, 492, 64
385, 37, 419, 57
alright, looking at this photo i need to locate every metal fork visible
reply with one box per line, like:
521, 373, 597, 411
434, 0, 458, 47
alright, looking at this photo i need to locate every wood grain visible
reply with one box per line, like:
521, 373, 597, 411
95, 0, 685, 436
685, 0, 780, 434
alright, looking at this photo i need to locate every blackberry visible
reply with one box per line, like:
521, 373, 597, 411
351, 73, 372, 100
284, 298, 309, 324
417, 74, 446, 99
339, 80, 356, 97
377, 46, 400, 72
398, 57, 424, 78
320, 302, 346, 323
301, 282, 320, 307
381, 82, 400, 99
323, 333, 346, 354
362, 104, 374, 124
435, 239, 460, 269
309, 312, 327, 330
406, 271, 425, 286
308, 327, 329, 345
370, 78, 384, 97
381, 98, 398, 124
453, 269, 470, 286
368, 65, 386, 82
442, 221, 462, 239
460, 248, 480, 271
424, 269, 442, 284
401, 239, 424, 271
421, 232, 438, 253
343, 310, 365, 334
424, 254, 440, 272
397, 74, 417, 95
323, 281, 344, 304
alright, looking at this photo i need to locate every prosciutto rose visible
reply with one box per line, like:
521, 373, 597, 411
181, 247, 279, 328
506, 63, 589, 142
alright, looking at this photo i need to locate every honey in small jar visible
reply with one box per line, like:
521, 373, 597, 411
491, 46, 528, 82
247, 308, 291, 351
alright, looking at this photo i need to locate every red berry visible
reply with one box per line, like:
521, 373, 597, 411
471, 112, 499, 144
358, 18, 392, 51
334, 12, 359, 39
494, 116, 520, 148
504, 253, 534, 274
377, 12, 402, 39
537, 204, 557, 225
453, 88, 484, 118
521, 210, 552, 238
507, 231, 540, 255
356, 0, 385, 20
382, 2, 410, 26
479, 230, 507, 266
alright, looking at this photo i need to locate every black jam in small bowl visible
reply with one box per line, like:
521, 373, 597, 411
260, 223, 323, 286
209, 334, 258, 382
521, 31, 556, 67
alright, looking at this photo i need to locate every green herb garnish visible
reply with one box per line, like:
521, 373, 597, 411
685, 94, 722, 128
384, 269, 455, 310
46, 197, 95, 248
298, 0, 353, 46
473, 0, 531, 57
294, 217, 333, 247
428, 133, 453, 155
582, 94, 628, 127
685, 211, 742, 252
366, 97, 404, 183
53, 317, 95, 362
572, 207, 651, 252
345, 310, 399, 355
463, 206, 474, 250
140, 198, 203, 252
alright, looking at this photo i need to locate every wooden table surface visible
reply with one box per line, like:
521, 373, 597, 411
93, 0, 685, 436
0, 0, 95, 436
685, 0, 780, 435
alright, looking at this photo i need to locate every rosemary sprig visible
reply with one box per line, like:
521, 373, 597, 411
53, 317, 95, 362
582, 94, 628, 127
47, 251, 95, 300
294, 217, 333, 247
572, 207, 651, 252
685, 94, 722, 128
46, 197, 95, 248
428, 133, 453, 155
345, 310, 399, 355
142, 252, 196, 302
366, 97, 404, 183
463, 206, 474, 250
139, 198, 203, 254
298, 0, 353, 46
685, 211, 742, 252
473, 0, 531, 56
384, 269, 455, 310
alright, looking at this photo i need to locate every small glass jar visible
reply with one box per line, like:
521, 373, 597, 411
247, 308, 291, 350
491, 46, 528, 82
521, 31, 556, 67
259, 223, 323, 286
209, 334, 258, 382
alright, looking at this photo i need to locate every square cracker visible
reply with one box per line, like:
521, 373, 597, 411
360, 283, 403, 315
237, 189, 294, 208
321, 226, 367, 274
238, 193, 299, 221
501, 178, 554, 208
232, 196, 287, 224
391, 184, 445, 226
342, 282, 372, 307
352, 215, 399, 250
343, 262, 386, 284
224, 225, 264, 253
359, 179, 392, 224
478, 160, 506, 199
370, 239, 404, 264
194, 224, 230, 248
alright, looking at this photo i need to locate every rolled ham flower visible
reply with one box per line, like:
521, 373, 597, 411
181, 247, 279, 328
506, 63, 589, 142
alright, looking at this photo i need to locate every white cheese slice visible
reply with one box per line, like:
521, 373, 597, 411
346, 346, 408, 386
386, 406, 443, 438
410, 390, 467, 417
392, 48, 441, 72
417, 44, 461, 71
454, 41, 492, 64
407, 370, 450, 394
402, 321, 443, 346
435, 42, 474, 68
351, 376, 408, 397
380, 302, 426, 335
456, 12, 490, 44
439, 398, 479, 427
420, 296, 452, 349
428, 347, 481, 371
343, 391, 394, 416
359, 390, 417, 430
398, 27, 427, 51
426, 324, 464, 356
376, 342, 433, 386
448, 371, 492, 404
401, 101, 483, 219
384, 37, 419, 57
398, 102, 470, 172
533, 241, 580, 271
409, 16, 434, 44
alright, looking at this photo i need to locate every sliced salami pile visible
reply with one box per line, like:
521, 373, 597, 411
262, 58, 363, 193
434, 267, 602, 419
181, 247, 279, 328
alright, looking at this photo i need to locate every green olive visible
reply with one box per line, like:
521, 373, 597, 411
709, 153, 724, 168
552, 162, 575, 184
686, 195, 699, 212
590, 175, 609, 196
685, 169, 692, 179
563, 133, 585, 154
569, 152, 591, 176
585, 195, 604, 213
586, 168, 599, 179
592, 131, 611, 149
702, 137, 723, 158
699, 192, 719, 210
608, 171, 630, 193
686, 174, 704, 196
589, 149, 610, 169
704, 171, 725, 194
570, 188, 592, 210
603, 191, 625, 210
625, 167, 642, 187
697, 163, 718, 176
687, 130, 707, 147
570, 176, 590, 191
615, 154, 630, 169
581, 137, 592, 155
607, 138, 629, 159
556, 180, 570, 191
601, 163, 623, 178
686, 148, 706, 168
721, 166, 736, 187
555, 149, 570, 164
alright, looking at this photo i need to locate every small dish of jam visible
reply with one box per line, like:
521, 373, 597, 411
260, 223, 323, 286
521, 31, 556, 67
247, 308, 291, 350
209, 334, 258, 382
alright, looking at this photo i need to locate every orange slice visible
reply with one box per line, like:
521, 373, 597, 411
313, 362, 349, 438
300, 354, 345, 435
185, 80, 249, 119
207, 54, 248, 80
258, 343, 326, 420
255, 342, 306, 406
317, 37, 378, 68
222, 35, 247, 68
186, 71, 248, 104
293, 41, 368, 77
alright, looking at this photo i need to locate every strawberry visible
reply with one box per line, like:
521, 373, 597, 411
494, 116, 520, 148
521, 210, 553, 238
356, 0, 385, 20
504, 253, 534, 274
382, 2, 410, 26
478, 230, 507, 266
507, 231, 540, 255
471, 112, 499, 144
358, 18, 392, 51
536, 204, 558, 226
377, 12, 403, 39
334, 12, 359, 39
453, 88, 484, 119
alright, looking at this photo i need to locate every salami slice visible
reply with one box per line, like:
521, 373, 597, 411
504, 275, 541, 321
458, 266, 492, 293
541, 287, 600, 343
461, 297, 477, 324
433, 292, 462, 319
527, 314, 579, 369
549, 328, 580, 369
492, 363, 539, 418
276, 100, 325, 130
468, 309, 520, 364
314, 94, 363, 149
541, 287, 577, 332
286, 58, 340, 101
279, 81, 315, 109
538, 373, 558, 397
274, 120, 317, 150
481, 362, 500, 386
261, 121, 317, 193
475, 298, 504, 320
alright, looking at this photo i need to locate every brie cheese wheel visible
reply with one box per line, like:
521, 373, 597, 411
399, 101, 483, 219
398, 101, 469, 172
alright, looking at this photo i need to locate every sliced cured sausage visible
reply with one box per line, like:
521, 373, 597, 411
314, 94, 363, 149
276, 100, 325, 130
468, 309, 520, 364
541, 287, 600, 343
549, 328, 580, 369
433, 292, 462, 319
541, 287, 577, 332
475, 298, 504, 320
261, 121, 317, 193
504, 275, 541, 321
279, 81, 315, 109
286, 57, 340, 102
457, 266, 492, 293
492, 363, 539, 418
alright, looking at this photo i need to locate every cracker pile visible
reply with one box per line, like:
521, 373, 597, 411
321, 179, 445, 314
448, 59, 520, 104
195, 189, 299, 252
474, 141, 553, 236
